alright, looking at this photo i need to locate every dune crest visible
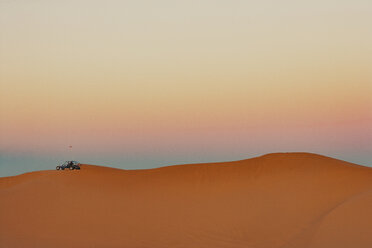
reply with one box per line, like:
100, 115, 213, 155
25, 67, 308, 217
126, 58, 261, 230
1, 153, 372, 248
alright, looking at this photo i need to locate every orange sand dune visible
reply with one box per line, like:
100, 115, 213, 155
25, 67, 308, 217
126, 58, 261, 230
1, 153, 372, 248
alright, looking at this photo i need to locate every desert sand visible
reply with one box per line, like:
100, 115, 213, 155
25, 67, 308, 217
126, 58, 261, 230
1, 152, 372, 248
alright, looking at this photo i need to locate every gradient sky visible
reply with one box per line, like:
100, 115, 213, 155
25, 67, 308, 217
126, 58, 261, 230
1, 0, 371, 176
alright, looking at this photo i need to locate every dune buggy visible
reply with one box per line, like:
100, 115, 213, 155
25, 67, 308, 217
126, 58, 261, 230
56, 161, 81, 170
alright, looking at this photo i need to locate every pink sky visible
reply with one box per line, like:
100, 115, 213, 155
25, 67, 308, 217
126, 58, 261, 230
0, 0, 371, 173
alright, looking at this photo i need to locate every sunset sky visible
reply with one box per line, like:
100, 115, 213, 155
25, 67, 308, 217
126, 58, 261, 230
1, 0, 371, 176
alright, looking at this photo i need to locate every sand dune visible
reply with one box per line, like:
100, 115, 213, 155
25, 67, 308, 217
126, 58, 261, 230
1, 152, 372, 248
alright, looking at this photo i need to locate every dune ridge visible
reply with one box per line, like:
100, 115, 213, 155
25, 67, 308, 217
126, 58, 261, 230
1, 152, 372, 248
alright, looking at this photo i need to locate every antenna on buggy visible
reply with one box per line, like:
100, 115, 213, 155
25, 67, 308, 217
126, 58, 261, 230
68, 145, 73, 160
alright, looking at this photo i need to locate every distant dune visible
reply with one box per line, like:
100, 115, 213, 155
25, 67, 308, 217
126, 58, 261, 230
1, 153, 372, 248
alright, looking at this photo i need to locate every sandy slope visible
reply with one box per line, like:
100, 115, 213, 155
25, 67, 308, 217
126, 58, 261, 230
1, 153, 372, 248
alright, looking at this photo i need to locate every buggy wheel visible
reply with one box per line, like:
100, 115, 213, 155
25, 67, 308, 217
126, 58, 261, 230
69, 166, 74, 170
56, 166, 60, 170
